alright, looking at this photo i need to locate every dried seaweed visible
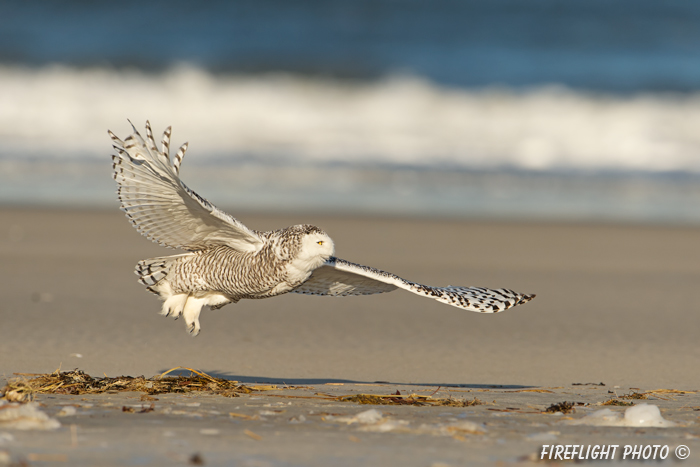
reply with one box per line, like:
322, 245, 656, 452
600, 391, 646, 406
122, 403, 155, 413
1, 368, 263, 400
339, 394, 410, 405
337, 390, 483, 407
506, 389, 554, 394
602, 399, 634, 406
646, 389, 696, 394
544, 401, 575, 414
619, 392, 648, 400
432, 397, 483, 407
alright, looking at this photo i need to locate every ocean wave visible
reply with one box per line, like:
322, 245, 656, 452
1, 65, 700, 173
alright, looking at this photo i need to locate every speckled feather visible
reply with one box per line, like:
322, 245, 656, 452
292, 257, 534, 313
110, 121, 262, 253
110, 121, 535, 335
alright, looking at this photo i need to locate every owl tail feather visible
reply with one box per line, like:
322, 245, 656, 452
134, 255, 198, 335
135, 255, 233, 337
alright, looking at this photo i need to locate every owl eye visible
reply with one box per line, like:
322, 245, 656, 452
317, 241, 324, 245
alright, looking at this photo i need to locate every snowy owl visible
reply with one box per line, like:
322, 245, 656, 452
110, 121, 535, 336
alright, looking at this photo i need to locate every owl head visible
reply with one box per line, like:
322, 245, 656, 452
294, 225, 335, 270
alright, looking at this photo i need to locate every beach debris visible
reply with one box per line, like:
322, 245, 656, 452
229, 412, 259, 421
1, 368, 261, 399
619, 392, 647, 400
601, 391, 647, 406
337, 390, 483, 407
2, 370, 486, 409
244, 429, 262, 441
122, 403, 155, 414
642, 389, 697, 401
487, 407, 541, 414
1, 390, 30, 404
0, 401, 60, 430
572, 382, 605, 386
604, 389, 686, 405
289, 414, 306, 424
506, 389, 554, 394
569, 403, 676, 427
56, 406, 77, 417
602, 399, 634, 406
646, 388, 696, 395
189, 453, 205, 465
544, 401, 575, 414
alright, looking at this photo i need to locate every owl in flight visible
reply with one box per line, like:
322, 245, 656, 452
110, 122, 535, 335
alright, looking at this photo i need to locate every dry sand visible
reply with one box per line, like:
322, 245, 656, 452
1, 207, 699, 466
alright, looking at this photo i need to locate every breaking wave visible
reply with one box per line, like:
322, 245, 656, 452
2, 65, 700, 174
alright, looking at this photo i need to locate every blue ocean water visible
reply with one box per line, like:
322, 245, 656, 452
2, 0, 700, 222
3, 0, 700, 92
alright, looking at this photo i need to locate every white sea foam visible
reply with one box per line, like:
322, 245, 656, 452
2, 65, 700, 173
4, 65, 700, 221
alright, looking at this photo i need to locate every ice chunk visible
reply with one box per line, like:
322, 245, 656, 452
623, 404, 676, 427
358, 419, 409, 433
354, 409, 383, 424
332, 409, 384, 425
327, 409, 408, 432
0, 402, 60, 430
57, 406, 77, 417
570, 404, 675, 427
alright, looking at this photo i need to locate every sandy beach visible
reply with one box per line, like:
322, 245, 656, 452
1, 207, 699, 465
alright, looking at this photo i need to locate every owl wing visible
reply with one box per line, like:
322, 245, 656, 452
110, 121, 263, 252
292, 257, 535, 313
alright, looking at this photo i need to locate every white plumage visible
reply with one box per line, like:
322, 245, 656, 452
110, 121, 535, 336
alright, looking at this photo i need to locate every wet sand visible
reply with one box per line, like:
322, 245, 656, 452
1, 207, 699, 465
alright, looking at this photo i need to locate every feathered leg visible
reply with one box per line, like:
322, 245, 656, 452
182, 296, 206, 336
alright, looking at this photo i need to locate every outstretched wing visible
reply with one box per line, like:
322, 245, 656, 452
292, 257, 535, 313
110, 121, 263, 252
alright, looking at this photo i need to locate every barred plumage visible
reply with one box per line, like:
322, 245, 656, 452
111, 121, 536, 336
